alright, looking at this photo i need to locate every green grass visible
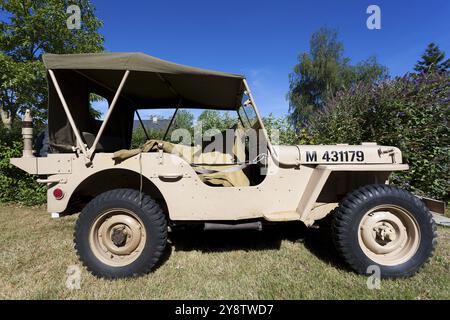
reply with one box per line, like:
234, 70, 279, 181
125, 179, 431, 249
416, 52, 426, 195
0, 204, 449, 300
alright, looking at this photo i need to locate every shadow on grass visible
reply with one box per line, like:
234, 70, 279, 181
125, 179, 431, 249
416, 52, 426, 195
162, 220, 348, 271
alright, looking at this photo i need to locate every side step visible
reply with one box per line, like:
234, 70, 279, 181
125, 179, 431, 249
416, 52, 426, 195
204, 221, 263, 231
263, 211, 300, 222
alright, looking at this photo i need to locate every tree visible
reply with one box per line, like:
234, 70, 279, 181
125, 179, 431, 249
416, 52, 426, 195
164, 110, 194, 145
0, 0, 104, 128
262, 113, 299, 145
307, 72, 450, 202
196, 110, 237, 133
414, 42, 450, 74
173, 110, 194, 131
288, 27, 388, 126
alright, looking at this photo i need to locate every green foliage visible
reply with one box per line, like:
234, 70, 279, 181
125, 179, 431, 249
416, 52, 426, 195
88, 94, 106, 119
262, 113, 300, 145
0, 0, 104, 59
288, 27, 388, 125
415, 43, 450, 74
130, 110, 309, 148
308, 72, 450, 201
197, 110, 237, 133
0, 0, 103, 205
131, 127, 164, 149
0, 126, 46, 205
168, 110, 194, 145
130, 126, 147, 148
173, 110, 194, 131
131, 110, 305, 148
0, 53, 46, 122
0, 0, 104, 127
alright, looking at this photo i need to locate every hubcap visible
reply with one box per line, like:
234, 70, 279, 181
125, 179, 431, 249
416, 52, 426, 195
358, 205, 420, 266
89, 209, 146, 267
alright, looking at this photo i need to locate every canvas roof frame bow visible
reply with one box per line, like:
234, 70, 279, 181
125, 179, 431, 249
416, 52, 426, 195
46, 56, 275, 166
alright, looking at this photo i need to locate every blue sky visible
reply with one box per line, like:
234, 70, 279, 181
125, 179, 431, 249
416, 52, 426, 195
1, 1, 449, 119
90, 0, 450, 118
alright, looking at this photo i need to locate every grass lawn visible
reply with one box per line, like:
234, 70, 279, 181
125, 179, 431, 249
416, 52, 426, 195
0, 204, 449, 300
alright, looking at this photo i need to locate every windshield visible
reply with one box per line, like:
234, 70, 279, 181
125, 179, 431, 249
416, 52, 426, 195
237, 92, 262, 131
131, 108, 240, 148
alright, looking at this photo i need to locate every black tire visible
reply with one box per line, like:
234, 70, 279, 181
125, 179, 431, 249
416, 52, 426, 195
332, 184, 437, 278
74, 189, 167, 279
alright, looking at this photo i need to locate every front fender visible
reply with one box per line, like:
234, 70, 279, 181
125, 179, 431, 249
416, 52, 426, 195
297, 163, 409, 226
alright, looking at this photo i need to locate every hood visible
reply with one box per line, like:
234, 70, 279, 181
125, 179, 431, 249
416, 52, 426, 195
274, 143, 403, 166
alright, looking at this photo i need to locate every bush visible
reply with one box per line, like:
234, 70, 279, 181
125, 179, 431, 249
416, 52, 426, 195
131, 127, 164, 149
307, 72, 450, 202
0, 126, 46, 205
263, 113, 314, 145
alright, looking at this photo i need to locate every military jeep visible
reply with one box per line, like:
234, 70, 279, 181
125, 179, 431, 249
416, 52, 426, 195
11, 53, 439, 279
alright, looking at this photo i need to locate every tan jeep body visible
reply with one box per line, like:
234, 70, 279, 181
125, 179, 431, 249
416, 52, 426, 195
9, 53, 413, 226
9, 53, 441, 279
12, 142, 407, 226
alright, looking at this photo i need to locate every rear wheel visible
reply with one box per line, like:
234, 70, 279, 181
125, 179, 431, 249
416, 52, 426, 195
74, 189, 167, 279
332, 184, 436, 278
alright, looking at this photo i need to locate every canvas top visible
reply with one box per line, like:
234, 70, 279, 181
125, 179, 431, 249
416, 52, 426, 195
43, 52, 245, 110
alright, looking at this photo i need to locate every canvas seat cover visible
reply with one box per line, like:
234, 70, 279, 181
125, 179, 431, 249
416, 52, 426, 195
113, 134, 249, 187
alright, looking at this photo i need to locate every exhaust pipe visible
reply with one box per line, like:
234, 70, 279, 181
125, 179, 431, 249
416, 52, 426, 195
204, 221, 263, 231
22, 109, 34, 158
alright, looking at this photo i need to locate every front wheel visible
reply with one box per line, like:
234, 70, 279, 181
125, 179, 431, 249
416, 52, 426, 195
332, 184, 437, 278
74, 189, 167, 279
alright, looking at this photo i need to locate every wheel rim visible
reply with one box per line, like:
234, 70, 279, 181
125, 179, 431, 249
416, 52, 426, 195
89, 209, 146, 267
358, 205, 420, 266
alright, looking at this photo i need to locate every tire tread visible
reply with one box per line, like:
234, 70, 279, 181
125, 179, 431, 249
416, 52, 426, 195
331, 184, 437, 278
74, 188, 167, 279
